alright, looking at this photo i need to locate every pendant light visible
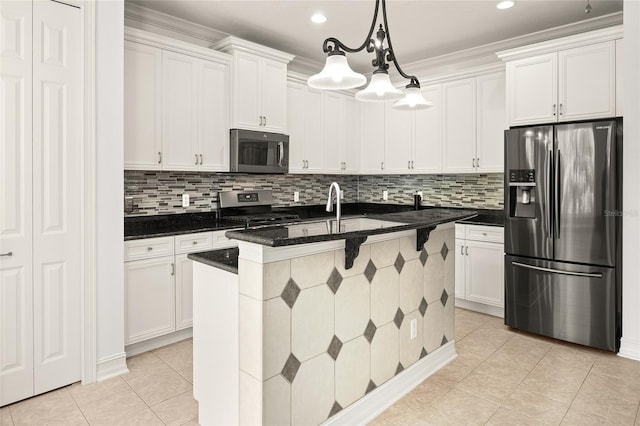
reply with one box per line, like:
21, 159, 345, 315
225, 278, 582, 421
307, 0, 432, 111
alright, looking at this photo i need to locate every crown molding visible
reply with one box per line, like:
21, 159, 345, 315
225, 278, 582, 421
289, 55, 324, 76
496, 24, 623, 61
124, 2, 227, 45
213, 36, 295, 64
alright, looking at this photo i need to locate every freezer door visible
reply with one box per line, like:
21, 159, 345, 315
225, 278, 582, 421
505, 255, 617, 351
554, 121, 617, 266
504, 126, 554, 259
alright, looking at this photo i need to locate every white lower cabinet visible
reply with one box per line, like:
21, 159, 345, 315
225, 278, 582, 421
125, 256, 176, 345
124, 230, 238, 349
455, 224, 504, 317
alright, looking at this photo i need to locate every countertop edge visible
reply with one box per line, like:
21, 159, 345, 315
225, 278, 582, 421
188, 249, 239, 274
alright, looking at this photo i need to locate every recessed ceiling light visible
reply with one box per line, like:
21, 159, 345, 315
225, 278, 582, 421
311, 13, 327, 24
497, 1, 515, 9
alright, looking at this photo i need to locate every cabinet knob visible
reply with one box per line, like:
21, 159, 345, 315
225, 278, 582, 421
147, 247, 153, 251
193, 241, 198, 245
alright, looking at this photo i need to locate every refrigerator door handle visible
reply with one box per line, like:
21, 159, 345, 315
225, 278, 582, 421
555, 149, 561, 239
547, 149, 553, 238
512, 261, 603, 278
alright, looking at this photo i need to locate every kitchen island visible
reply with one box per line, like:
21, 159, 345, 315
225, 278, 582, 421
190, 209, 475, 426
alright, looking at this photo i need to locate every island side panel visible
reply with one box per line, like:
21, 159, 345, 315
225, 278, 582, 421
237, 224, 456, 426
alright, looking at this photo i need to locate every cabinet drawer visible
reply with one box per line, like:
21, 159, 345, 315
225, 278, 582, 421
125, 237, 174, 261
175, 232, 214, 254
212, 229, 241, 248
455, 224, 466, 239
465, 225, 504, 243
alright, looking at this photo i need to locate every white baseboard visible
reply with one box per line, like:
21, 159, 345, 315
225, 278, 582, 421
322, 341, 457, 426
125, 328, 193, 357
455, 298, 504, 318
96, 352, 129, 382
619, 336, 640, 361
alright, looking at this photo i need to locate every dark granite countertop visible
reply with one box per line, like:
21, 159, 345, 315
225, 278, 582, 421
225, 208, 478, 247
124, 212, 242, 241
457, 209, 504, 227
188, 247, 239, 274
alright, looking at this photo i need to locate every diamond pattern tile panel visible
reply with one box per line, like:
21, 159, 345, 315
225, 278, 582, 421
281, 354, 301, 384
441, 242, 449, 260
394, 253, 405, 273
327, 335, 343, 361
327, 268, 343, 294
419, 298, 428, 317
281, 278, 300, 309
364, 320, 377, 343
419, 248, 429, 266
440, 289, 449, 307
393, 308, 404, 329
364, 259, 377, 283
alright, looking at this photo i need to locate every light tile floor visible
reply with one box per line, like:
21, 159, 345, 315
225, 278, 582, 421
2, 309, 640, 425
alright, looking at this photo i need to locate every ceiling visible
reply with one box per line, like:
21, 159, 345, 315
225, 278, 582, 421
129, 0, 623, 73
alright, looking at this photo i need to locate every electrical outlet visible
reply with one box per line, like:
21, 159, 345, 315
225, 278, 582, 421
339, 190, 344, 200
294, 191, 300, 202
383, 190, 388, 201
182, 194, 190, 208
124, 196, 134, 213
410, 318, 417, 339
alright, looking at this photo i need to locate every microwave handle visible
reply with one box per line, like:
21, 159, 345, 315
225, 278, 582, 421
277, 142, 284, 168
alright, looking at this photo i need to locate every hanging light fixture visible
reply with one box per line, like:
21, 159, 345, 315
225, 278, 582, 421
307, 0, 432, 110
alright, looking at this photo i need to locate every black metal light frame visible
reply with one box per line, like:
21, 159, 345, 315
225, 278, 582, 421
319, 0, 420, 90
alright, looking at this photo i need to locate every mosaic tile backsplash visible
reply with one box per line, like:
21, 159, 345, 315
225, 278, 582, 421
124, 171, 503, 216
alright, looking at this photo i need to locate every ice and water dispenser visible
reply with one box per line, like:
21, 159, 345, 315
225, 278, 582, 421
508, 169, 536, 218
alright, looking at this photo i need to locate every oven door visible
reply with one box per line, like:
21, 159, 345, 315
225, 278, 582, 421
505, 254, 617, 351
230, 129, 289, 173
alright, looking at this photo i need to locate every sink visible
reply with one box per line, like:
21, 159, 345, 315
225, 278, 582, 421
286, 217, 407, 237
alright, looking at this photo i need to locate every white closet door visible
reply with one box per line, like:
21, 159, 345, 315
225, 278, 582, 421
31, 0, 82, 395
0, 0, 35, 406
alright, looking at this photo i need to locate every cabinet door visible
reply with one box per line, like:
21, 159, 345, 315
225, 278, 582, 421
360, 103, 386, 174
233, 52, 262, 129
199, 59, 230, 171
454, 239, 466, 299
615, 39, 623, 117
558, 41, 616, 121
384, 103, 413, 174
125, 256, 175, 344
465, 240, 504, 308
340, 96, 361, 174
506, 53, 557, 126
287, 82, 306, 173
476, 72, 506, 173
175, 254, 193, 330
162, 51, 199, 170
305, 88, 324, 173
414, 85, 442, 173
442, 78, 476, 173
124, 41, 162, 170
323, 92, 342, 173
261, 59, 287, 132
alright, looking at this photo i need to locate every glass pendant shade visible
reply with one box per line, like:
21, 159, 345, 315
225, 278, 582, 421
392, 86, 433, 111
307, 53, 367, 90
355, 72, 404, 102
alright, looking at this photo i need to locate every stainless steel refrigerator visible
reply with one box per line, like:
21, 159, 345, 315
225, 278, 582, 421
504, 119, 622, 352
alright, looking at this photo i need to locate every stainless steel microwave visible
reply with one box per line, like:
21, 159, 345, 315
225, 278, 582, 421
230, 129, 289, 174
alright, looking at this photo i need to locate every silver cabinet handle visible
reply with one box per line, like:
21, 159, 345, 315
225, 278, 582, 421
476, 158, 479, 168
170, 263, 175, 276
199, 154, 203, 165
259, 116, 262, 126
264, 116, 267, 126
472, 158, 475, 168
411, 161, 414, 169
158, 152, 162, 164
512, 261, 602, 278
195, 154, 199, 165
0, 252, 13, 257
552, 104, 557, 116
559, 103, 563, 116
465, 246, 468, 256
381, 161, 384, 170
460, 246, 464, 255
408, 160, 411, 169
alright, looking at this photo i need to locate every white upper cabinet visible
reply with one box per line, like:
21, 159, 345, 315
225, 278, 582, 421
476, 72, 507, 172
340, 96, 361, 174
442, 78, 476, 173
413, 85, 442, 173
323, 92, 342, 174
558, 42, 616, 121
304, 88, 324, 173
500, 27, 621, 126
360, 102, 386, 174
287, 82, 306, 172
214, 37, 294, 133
124, 41, 162, 170
615, 39, 623, 117
384, 103, 413, 173
124, 29, 231, 172
162, 51, 199, 171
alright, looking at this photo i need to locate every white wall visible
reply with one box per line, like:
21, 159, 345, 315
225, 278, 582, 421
95, 0, 126, 371
620, 1, 640, 361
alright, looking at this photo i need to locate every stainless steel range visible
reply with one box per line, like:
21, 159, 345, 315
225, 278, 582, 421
218, 190, 299, 228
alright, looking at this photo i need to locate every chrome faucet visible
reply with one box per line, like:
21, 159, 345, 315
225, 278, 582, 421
326, 182, 341, 232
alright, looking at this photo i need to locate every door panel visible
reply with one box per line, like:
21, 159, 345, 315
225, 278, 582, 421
555, 121, 617, 266
466, 241, 504, 307
454, 239, 465, 299
199, 59, 229, 171
476, 72, 506, 172
323, 92, 341, 173
505, 255, 616, 351
442, 78, 476, 173
414, 85, 441, 173
340, 96, 360, 174
384, 103, 413, 173
234, 53, 261, 129
287, 82, 305, 173
304, 88, 324, 172
175, 255, 194, 330
261, 59, 287, 132
32, 0, 81, 394
504, 126, 553, 259
507, 53, 557, 126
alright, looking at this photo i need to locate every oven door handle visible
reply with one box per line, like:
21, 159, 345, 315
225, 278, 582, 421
277, 142, 284, 168
512, 261, 602, 278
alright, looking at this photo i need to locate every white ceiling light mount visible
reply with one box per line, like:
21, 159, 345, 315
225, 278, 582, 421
307, 0, 432, 111
310, 13, 327, 24
497, 1, 515, 10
